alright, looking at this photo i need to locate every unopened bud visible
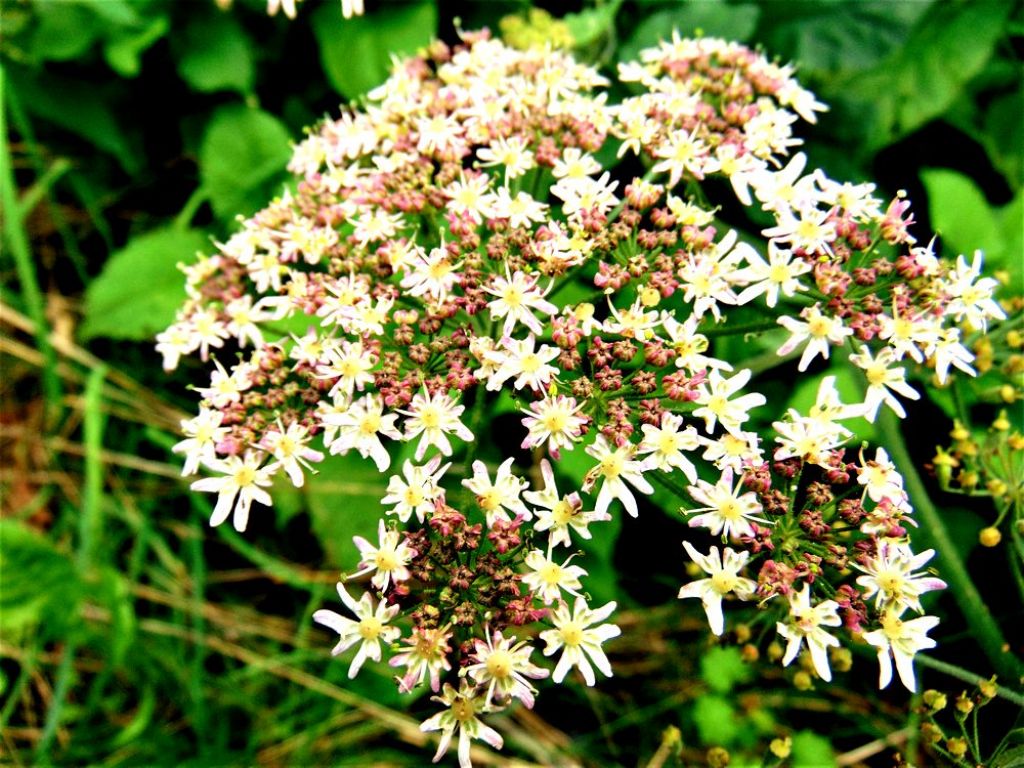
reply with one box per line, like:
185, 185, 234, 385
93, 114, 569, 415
1000, 384, 1018, 403
946, 738, 968, 758
740, 644, 759, 663
734, 624, 752, 643
829, 647, 853, 673
955, 692, 974, 714
979, 677, 998, 699
922, 690, 947, 711
979, 527, 1002, 547
793, 670, 813, 691
769, 736, 792, 759
919, 722, 943, 744
706, 746, 730, 768
992, 411, 1011, 431
767, 642, 783, 662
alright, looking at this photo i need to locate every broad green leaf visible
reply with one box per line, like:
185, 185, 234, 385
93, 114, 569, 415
619, 2, 760, 64
983, 90, 1023, 187
176, 12, 255, 94
922, 169, 1021, 285
104, 13, 170, 78
790, 730, 836, 767
755, 1, 930, 75
81, 226, 208, 341
700, 646, 754, 694
301, 452, 391, 566
921, 169, 1001, 258
564, 0, 621, 48
0, 519, 83, 642
312, 0, 437, 100
29, 1, 103, 61
199, 105, 292, 221
842, 2, 1011, 152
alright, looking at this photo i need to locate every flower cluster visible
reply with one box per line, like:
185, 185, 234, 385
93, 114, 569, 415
160, 29, 1016, 765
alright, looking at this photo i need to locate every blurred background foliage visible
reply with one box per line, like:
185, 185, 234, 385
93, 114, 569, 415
0, 1, 1021, 766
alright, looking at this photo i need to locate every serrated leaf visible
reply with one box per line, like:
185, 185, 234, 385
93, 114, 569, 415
312, 0, 436, 100
199, 105, 292, 220
81, 226, 208, 341
0, 520, 83, 642
176, 12, 254, 94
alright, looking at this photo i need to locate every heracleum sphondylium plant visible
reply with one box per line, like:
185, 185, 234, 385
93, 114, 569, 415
158, 30, 1010, 766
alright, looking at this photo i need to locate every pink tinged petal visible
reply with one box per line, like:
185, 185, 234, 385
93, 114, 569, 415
457, 729, 472, 768
479, 723, 503, 750
285, 461, 305, 487
431, 728, 453, 763
312, 608, 350, 636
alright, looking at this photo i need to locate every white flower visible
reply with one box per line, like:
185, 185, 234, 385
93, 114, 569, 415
485, 335, 560, 392
692, 368, 767, 436
677, 541, 757, 636
943, 250, 1006, 331
519, 394, 588, 458
322, 393, 402, 472
419, 681, 504, 768
762, 205, 836, 257
686, 467, 768, 540
315, 340, 377, 400
930, 328, 976, 385
390, 625, 453, 694
313, 583, 400, 678
637, 412, 701, 481
350, 520, 416, 592
173, 408, 228, 476
260, 420, 324, 487
582, 435, 654, 518
483, 269, 557, 337
539, 597, 621, 686
854, 541, 946, 613
856, 447, 906, 504
701, 430, 763, 473
863, 608, 939, 692
400, 388, 475, 461
400, 242, 463, 306
734, 241, 812, 308
776, 584, 842, 681
476, 134, 535, 184
651, 128, 718, 186
190, 451, 277, 532
602, 297, 662, 340
463, 629, 549, 709
525, 459, 609, 548
522, 547, 587, 605
194, 358, 251, 408
849, 346, 920, 422
461, 458, 531, 527
659, 314, 732, 374
490, 188, 549, 230
776, 305, 853, 372
380, 457, 449, 524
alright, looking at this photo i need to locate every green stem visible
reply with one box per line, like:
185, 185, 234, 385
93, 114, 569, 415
0, 64, 63, 426
877, 409, 1022, 683
78, 364, 108, 571
703, 320, 779, 338
915, 655, 1024, 707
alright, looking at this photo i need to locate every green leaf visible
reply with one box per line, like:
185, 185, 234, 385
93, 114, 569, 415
29, 1, 103, 61
199, 105, 292, 221
922, 169, 1021, 285
176, 12, 255, 94
312, 0, 437, 100
619, 2, 760, 64
0, 519, 83, 642
301, 452, 391, 566
756, 1, 930, 75
564, 1, 621, 49
104, 13, 170, 78
700, 646, 754, 694
790, 730, 836, 767
7, 66, 142, 174
842, 2, 1011, 151
692, 695, 739, 746
80, 226, 208, 341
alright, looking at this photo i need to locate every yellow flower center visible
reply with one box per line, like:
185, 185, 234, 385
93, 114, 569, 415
560, 621, 584, 647
375, 548, 399, 571
552, 499, 575, 526
485, 649, 514, 679
358, 617, 383, 640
